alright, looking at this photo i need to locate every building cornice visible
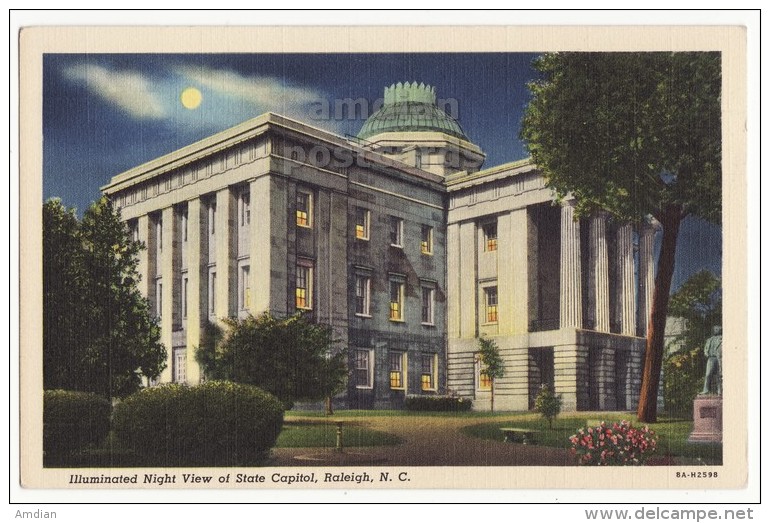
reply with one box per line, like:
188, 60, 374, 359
446, 158, 538, 190
102, 112, 447, 195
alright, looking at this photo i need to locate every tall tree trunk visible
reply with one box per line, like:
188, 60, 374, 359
325, 395, 333, 416
490, 380, 495, 412
637, 204, 683, 423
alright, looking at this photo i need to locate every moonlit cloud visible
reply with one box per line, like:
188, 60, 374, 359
175, 65, 325, 113
62, 64, 166, 119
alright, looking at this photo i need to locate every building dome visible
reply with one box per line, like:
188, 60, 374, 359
357, 82, 470, 141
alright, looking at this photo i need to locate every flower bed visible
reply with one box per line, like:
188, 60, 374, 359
570, 420, 657, 466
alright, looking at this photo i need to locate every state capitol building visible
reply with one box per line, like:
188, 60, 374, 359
102, 82, 656, 411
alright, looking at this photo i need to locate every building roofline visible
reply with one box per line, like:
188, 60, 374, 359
445, 157, 538, 190
102, 112, 446, 194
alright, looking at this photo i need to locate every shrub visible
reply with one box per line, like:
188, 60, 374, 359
113, 381, 284, 466
663, 347, 705, 419
43, 390, 111, 459
534, 384, 562, 429
569, 420, 657, 466
404, 395, 472, 412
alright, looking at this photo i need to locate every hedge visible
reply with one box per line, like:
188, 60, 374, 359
112, 381, 284, 466
404, 395, 472, 412
43, 390, 111, 459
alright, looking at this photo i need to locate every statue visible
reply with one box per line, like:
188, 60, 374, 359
701, 325, 722, 395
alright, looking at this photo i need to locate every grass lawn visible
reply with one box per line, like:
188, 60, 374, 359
460, 412, 722, 465
276, 419, 402, 448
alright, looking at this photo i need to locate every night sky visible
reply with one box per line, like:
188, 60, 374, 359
42, 53, 721, 289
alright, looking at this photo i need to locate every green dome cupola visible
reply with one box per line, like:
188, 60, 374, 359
357, 82, 470, 141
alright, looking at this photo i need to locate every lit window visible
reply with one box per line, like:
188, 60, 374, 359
485, 286, 498, 324
355, 275, 371, 316
421, 225, 433, 254
354, 349, 374, 389
296, 261, 313, 310
389, 352, 405, 389
421, 286, 434, 325
389, 280, 404, 321
389, 216, 403, 247
476, 354, 492, 391
296, 191, 312, 228
239, 265, 251, 311
174, 348, 187, 384
421, 354, 437, 391
240, 190, 251, 226
208, 270, 216, 316
484, 222, 497, 251
355, 207, 370, 240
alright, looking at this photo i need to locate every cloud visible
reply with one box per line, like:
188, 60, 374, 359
175, 65, 325, 113
62, 64, 166, 119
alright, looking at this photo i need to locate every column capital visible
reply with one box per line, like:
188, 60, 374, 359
641, 215, 663, 234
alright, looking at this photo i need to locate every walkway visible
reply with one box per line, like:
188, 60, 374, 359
267, 414, 574, 467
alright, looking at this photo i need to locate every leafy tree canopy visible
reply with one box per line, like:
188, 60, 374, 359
521, 52, 721, 224
43, 197, 166, 398
196, 312, 347, 409
667, 270, 722, 357
477, 336, 505, 381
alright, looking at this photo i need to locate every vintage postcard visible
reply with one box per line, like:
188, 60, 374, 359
16, 21, 751, 500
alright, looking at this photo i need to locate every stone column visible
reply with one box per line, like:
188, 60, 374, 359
637, 218, 659, 337
560, 200, 582, 329
446, 222, 461, 339
250, 176, 289, 317
498, 209, 529, 335
458, 221, 477, 338
615, 223, 636, 336
159, 206, 175, 383
215, 188, 235, 321
185, 197, 203, 384
588, 212, 610, 332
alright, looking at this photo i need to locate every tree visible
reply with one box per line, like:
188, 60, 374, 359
534, 384, 562, 429
520, 52, 721, 422
43, 197, 166, 399
195, 312, 347, 409
43, 199, 85, 392
477, 336, 505, 412
667, 270, 722, 349
663, 271, 722, 417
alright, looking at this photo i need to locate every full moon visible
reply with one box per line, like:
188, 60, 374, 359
180, 87, 202, 109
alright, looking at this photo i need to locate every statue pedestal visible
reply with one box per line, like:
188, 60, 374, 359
688, 395, 722, 443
